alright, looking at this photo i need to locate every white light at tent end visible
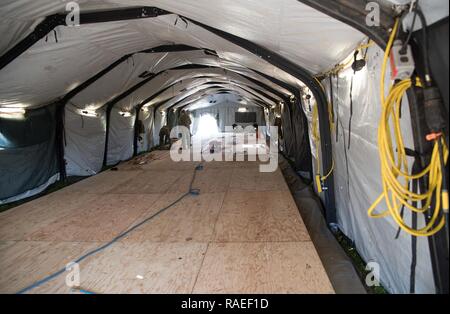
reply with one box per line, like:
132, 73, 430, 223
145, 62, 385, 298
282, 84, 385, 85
238, 107, 248, 112
196, 114, 219, 138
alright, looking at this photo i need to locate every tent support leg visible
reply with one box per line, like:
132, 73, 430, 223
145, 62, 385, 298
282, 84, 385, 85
55, 104, 67, 182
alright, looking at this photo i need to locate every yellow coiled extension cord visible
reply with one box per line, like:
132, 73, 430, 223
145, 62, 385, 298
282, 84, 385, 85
368, 19, 449, 237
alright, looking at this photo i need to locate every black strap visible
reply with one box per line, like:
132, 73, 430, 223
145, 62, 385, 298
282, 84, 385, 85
329, 75, 335, 123
348, 75, 354, 150
394, 161, 420, 294
334, 74, 340, 142
410, 177, 418, 294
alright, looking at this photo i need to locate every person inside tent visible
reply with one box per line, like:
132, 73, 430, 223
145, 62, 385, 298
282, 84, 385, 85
179, 110, 192, 150
159, 124, 171, 148
179, 110, 192, 131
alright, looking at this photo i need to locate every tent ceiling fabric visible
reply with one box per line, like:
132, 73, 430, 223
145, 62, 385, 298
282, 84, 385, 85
102, 69, 284, 113
133, 77, 280, 111
186, 94, 260, 111
115, 0, 367, 73
0, 0, 374, 111
156, 82, 275, 112
1, 1, 447, 112
166, 87, 267, 112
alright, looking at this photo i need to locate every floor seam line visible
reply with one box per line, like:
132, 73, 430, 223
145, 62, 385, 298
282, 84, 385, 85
191, 242, 210, 294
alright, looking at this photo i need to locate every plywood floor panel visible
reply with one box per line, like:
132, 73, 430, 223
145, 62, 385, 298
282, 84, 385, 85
0, 241, 99, 294
0, 193, 99, 241
214, 190, 311, 243
168, 168, 232, 194
109, 170, 191, 194
31, 242, 208, 294
63, 170, 142, 194
141, 159, 202, 171
122, 193, 225, 243
0, 146, 334, 294
229, 168, 289, 192
193, 242, 334, 294
26, 194, 163, 242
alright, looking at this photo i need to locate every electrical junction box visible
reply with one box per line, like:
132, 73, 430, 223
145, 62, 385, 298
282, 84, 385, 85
390, 40, 416, 81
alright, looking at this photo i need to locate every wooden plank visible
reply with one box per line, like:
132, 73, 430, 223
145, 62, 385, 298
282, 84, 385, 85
31, 242, 208, 294
168, 168, 232, 193
140, 159, 200, 171
122, 192, 225, 243
0, 192, 98, 241
214, 190, 311, 242
118, 152, 190, 171
63, 170, 142, 194
192, 242, 335, 294
109, 170, 191, 194
26, 194, 163, 242
0, 241, 99, 294
228, 168, 289, 192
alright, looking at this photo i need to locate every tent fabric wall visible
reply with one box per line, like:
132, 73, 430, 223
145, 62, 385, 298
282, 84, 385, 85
0, 139, 59, 204
0, 106, 59, 204
315, 46, 434, 293
137, 109, 155, 154
289, 100, 312, 173
64, 105, 106, 176
107, 107, 135, 166
281, 102, 297, 161
191, 101, 264, 135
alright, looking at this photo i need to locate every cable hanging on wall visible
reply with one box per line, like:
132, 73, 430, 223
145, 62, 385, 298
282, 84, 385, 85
367, 13, 449, 238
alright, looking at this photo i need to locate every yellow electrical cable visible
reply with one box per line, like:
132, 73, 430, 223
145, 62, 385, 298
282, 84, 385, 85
314, 77, 336, 133
312, 103, 335, 193
357, 40, 375, 50
367, 19, 449, 237
315, 40, 374, 78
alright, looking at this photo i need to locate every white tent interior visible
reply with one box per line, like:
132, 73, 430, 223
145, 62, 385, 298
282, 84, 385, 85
0, 0, 448, 294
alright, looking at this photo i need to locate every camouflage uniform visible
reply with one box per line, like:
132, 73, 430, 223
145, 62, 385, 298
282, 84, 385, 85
274, 116, 283, 139
159, 125, 171, 146
179, 112, 192, 149
179, 111, 192, 129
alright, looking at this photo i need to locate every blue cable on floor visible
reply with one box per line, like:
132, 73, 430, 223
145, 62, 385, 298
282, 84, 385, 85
16, 163, 203, 294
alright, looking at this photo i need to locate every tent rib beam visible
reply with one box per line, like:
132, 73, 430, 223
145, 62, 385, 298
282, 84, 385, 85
0, 7, 171, 71
297, 0, 395, 49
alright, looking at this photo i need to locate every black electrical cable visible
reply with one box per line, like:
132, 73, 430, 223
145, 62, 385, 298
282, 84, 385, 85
335, 74, 340, 143
16, 163, 204, 294
329, 75, 335, 125
415, 6, 432, 86
410, 178, 418, 294
348, 75, 354, 150
401, 0, 420, 54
